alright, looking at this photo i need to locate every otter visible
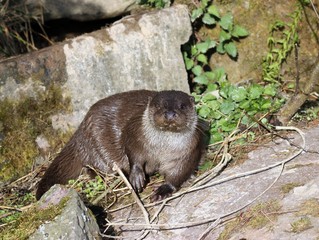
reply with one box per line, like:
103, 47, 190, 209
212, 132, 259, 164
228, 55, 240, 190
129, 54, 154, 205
36, 90, 208, 202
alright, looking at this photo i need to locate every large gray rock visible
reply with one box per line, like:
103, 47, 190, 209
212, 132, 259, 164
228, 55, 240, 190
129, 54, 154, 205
0, 5, 192, 129
62, 5, 192, 127
30, 185, 101, 240
26, 0, 138, 21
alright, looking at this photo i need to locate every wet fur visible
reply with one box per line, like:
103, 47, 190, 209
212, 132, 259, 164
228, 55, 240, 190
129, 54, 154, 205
36, 90, 207, 201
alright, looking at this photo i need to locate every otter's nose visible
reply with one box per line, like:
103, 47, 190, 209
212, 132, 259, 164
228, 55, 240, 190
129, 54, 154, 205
164, 111, 177, 121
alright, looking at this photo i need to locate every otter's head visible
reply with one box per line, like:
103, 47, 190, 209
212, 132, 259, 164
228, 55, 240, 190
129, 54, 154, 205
147, 90, 197, 132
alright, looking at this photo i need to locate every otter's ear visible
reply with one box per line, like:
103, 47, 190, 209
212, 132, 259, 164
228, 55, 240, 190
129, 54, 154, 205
189, 96, 195, 104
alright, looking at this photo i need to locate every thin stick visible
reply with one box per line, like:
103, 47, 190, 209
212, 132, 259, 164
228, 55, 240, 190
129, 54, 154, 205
294, 43, 300, 95
197, 218, 221, 240
310, 0, 319, 20
0, 206, 22, 212
112, 163, 150, 226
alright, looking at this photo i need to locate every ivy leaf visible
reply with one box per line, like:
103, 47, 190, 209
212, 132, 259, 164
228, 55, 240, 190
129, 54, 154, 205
198, 105, 211, 118
230, 87, 247, 102
201, 0, 209, 8
211, 132, 223, 143
204, 71, 215, 81
194, 74, 208, 85
191, 45, 198, 55
232, 25, 249, 38
261, 99, 272, 109
213, 111, 223, 119
216, 42, 225, 54
213, 67, 226, 82
264, 84, 277, 96
208, 39, 217, 48
219, 85, 228, 98
206, 83, 218, 92
219, 30, 232, 42
191, 8, 204, 22
261, 118, 268, 124
197, 54, 208, 64
196, 40, 216, 53
220, 101, 236, 114
247, 109, 258, 116
193, 93, 202, 103
184, 57, 194, 70
196, 41, 209, 53
192, 65, 202, 76
241, 115, 251, 126
239, 100, 250, 110
203, 13, 216, 25
207, 5, 220, 18
206, 99, 220, 110
219, 13, 233, 30
202, 93, 217, 102
224, 42, 237, 58
221, 121, 237, 132
249, 84, 264, 99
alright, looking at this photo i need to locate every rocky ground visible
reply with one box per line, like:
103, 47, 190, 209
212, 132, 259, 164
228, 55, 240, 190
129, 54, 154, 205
4, 123, 319, 240
108, 124, 319, 240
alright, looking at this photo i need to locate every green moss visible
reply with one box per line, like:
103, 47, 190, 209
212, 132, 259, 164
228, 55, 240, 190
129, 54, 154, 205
218, 200, 281, 240
290, 217, 312, 233
298, 198, 319, 217
247, 201, 281, 229
0, 191, 36, 229
281, 182, 303, 194
0, 84, 72, 183
0, 196, 69, 239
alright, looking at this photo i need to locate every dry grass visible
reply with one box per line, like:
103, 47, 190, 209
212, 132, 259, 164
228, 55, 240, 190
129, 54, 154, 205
0, 0, 47, 57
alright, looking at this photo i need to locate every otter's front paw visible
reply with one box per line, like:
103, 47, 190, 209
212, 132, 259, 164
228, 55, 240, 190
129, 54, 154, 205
129, 165, 146, 193
150, 183, 176, 202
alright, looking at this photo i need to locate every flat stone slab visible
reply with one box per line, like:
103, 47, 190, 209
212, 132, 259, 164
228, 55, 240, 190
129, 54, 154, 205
109, 125, 319, 239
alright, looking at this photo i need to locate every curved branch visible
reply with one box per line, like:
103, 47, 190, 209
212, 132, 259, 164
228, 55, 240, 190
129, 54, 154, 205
277, 62, 319, 124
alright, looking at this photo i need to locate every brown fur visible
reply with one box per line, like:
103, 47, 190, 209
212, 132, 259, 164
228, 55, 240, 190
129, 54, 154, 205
36, 90, 207, 201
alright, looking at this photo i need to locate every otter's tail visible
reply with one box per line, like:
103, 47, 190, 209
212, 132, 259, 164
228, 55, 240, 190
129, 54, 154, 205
36, 144, 83, 200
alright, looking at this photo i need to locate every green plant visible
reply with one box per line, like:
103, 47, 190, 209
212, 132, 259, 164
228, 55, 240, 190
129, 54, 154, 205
182, 1, 284, 143
183, 0, 309, 144
69, 176, 105, 200
138, 0, 170, 8
194, 80, 283, 143
262, 1, 304, 83
184, 1, 248, 87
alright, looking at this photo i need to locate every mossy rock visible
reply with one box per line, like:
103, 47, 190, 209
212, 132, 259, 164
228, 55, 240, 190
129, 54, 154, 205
0, 84, 72, 184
